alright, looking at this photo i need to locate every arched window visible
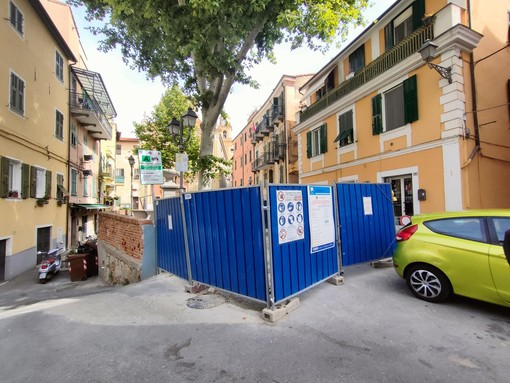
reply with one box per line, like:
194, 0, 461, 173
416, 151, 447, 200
222, 130, 227, 138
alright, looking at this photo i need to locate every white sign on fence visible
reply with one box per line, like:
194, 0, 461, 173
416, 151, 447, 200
308, 185, 335, 253
276, 189, 305, 245
138, 150, 164, 185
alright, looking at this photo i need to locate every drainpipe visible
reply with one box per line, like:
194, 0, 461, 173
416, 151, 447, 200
467, 0, 480, 150
66, 61, 77, 250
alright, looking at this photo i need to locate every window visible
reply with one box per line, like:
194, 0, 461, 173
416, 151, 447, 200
334, 110, 354, 147
55, 110, 64, 140
349, 45, 365, 74
384, 0, 425, 51
134, 168, 140, 179
425, 218, 487, 243
84, 176, 89, 197
372, 75, 418, 135
115, 168, 125, 183
315, 69, 336, 100
244, 153, 247, 165
0, 157, 29, 198
279, 164, 284, 183
492, 218, 510, 244
71, 169, 77, 196
249, 150, 252, 162
10, 72, 24, 115
83, 136, 88, 154
56, 174, 67, 200
306, 124, 327, 158
55, 51, 64, 82
71, 124, 77, 147
30, 167, 50, 199
223, 130, 227, 139
116, 144, 121, 155
9, 1, 23, 35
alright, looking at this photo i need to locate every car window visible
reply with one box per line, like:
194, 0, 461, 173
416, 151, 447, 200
424, 218, 486, 243
492, 217, 510, 244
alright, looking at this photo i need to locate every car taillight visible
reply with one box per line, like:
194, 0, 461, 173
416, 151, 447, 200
396, 224, 418, 241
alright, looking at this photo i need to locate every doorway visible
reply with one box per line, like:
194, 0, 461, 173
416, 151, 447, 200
385, 175, 414, 223
36, 226, 51, 264
0, 239, 6, 282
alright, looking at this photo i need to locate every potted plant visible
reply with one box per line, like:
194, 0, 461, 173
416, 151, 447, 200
422, 13, 435, 27
8, 190, 19, 198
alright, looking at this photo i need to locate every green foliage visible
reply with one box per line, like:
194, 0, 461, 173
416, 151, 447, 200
133, 85, 230, 182
70, 0, 368, 188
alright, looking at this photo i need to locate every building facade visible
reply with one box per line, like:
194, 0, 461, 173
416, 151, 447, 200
232, 74, 313, 187
0, 0, 76, 280
294, 0, 509, 223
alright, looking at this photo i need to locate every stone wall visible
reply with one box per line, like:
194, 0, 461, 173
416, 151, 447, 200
98, 212, 152, 285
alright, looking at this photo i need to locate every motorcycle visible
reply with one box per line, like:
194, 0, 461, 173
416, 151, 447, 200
37, 247, 64, 283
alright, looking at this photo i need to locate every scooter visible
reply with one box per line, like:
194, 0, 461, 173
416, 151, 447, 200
37, 247, 63, 283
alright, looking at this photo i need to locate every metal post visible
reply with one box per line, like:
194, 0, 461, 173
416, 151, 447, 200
130, 164, 134, 213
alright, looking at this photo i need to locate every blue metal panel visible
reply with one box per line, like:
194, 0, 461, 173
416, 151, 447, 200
155, 197, 189, 280
269, 185, 338, 303
182, 187, 266, 301
336, 183, 396, 266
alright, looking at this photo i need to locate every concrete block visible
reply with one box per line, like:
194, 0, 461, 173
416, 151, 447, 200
262, 298, 300, 322
370, 258, 394, 268
328, 275, 344, 285
185, 283, 209, 294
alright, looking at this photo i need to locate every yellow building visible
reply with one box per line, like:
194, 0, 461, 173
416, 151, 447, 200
42, 0, 116, 247
0, 0, 76, 280
294, 0, 510, 223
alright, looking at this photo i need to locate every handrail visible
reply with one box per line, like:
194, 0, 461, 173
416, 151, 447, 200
70, 91, 113, 139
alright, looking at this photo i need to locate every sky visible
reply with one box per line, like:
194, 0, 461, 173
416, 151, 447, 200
71, 1, 396, 138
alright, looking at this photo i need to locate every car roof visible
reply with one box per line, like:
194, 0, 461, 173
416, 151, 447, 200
410, 209, 510, 223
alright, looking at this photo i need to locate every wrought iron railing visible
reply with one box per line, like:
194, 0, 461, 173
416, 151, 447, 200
300, 25, 433, 123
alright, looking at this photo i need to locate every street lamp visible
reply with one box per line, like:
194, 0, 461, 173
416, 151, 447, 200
418, 40, 453, 84
128, 154, 135, 212
168, 107, 198, 193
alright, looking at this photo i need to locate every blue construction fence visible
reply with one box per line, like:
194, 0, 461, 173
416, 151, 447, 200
155, 183, 396, 307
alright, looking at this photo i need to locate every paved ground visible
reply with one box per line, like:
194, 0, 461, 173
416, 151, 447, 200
1, 265, 509, 383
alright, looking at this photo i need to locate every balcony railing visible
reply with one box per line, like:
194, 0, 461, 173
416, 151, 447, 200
271, 104, 284, 122
300, 24, 433, 123
115, 176, 125, 184
70, 91, 113, 140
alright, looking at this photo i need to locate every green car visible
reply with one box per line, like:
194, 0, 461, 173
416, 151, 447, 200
393, 210, 510, 307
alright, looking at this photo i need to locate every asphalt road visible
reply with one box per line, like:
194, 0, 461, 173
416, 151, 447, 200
1, 265, 509, 383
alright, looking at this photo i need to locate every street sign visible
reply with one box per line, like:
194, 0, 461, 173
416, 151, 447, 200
138, 150, 164, 185
175, 152, 188, 172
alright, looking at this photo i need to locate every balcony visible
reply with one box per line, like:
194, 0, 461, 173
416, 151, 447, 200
115, 176, 125, 184
71, 67, 116, 141
271, 104, 284, 122
70, 91, 113, 140
300, 24, 433, 123
100, 165, 114, 179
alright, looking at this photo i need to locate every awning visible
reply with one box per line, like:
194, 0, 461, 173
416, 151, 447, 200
71, 67, 117, 118
334, 128, 353, 143
71, 203, 111, 210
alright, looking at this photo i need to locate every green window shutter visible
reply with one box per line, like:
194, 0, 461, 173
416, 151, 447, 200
30, 166, 37, 198
412, 0, 426, 31
404, 75, 419, 123
320, 124, 327, 154
0, 157, 8, 198
372, 94, 383, 135
384, 21, 394, 52
306, 131, 312, 158
22, 163, 29, 199
46, 170, 52, 197
56, 174, 63, 199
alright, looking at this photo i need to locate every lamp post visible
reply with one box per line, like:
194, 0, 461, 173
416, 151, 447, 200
168, 107, 198, 194
127, 154, 135, 212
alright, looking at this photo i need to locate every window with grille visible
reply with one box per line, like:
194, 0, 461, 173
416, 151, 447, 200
9, 1, 23, 35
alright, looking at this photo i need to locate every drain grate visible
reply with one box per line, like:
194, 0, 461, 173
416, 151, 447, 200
186, 294, 226, 309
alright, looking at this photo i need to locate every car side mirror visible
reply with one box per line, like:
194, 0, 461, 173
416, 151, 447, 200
503, 230, 510, 265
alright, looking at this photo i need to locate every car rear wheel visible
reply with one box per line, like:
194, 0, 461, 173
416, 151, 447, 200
405, 264, 451, 303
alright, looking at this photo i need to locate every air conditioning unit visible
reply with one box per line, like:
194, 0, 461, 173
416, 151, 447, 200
83, 154, 93, 161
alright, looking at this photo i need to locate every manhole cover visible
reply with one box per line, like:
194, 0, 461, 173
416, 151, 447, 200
186, 294, 226, 309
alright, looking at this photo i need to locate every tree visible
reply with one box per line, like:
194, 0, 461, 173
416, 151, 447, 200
71, 0, 369, 188
133, 85, 230, 184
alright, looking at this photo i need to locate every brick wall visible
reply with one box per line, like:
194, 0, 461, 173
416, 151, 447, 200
98, 212, 151, 260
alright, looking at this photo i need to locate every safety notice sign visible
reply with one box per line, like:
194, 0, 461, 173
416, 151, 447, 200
276, 189, 304, 245
308, 185, 335, 253
138, 150, 164, 185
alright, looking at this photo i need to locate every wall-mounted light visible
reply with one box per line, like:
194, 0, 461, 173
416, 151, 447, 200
418, 40, 452, 84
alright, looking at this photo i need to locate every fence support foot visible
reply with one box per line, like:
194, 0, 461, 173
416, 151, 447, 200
328, 275, 344, 285
262, 298, 300, 323
185, 283, 209, 294
370, 258, 393, 268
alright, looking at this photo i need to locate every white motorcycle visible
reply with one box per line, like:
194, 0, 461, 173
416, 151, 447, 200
37, 247, 64, 283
